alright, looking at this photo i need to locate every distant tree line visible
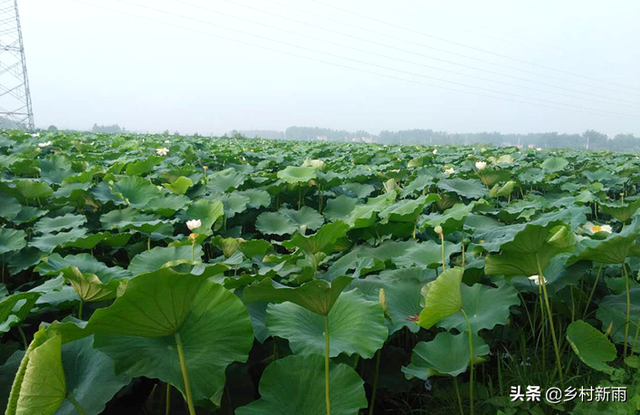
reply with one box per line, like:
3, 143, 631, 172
230, 126, 640, 152
92, 123, 126, 133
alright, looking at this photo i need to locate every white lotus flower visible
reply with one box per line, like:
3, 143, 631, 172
432, 149, 438, 155
186, 219, 202, 230
536, 147, 542, 151
164, 140, 170, 144
37, 141, 52, 148
528, 144, 534, 149
156, 147, 169, 156
31, 133, 40, 138
475, 161, 487, 171
583, 222, 612, 235
528, 275, 546, 286
444, 167, 455, 175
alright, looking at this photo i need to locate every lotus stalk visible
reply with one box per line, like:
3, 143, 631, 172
536, 254, 564, 387
460, 308, 474, 415
324, 315, 331, 415
175, 332, 197, 415
621, 262, 631, 357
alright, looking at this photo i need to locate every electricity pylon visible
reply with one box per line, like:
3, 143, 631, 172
0, 0, 34, 130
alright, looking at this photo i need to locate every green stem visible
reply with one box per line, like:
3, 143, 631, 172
368, 349, 381, 415
165, 383, 171, 415
324, 315, 331, 415
537, 254, 564, 387
67, 393, 86, 415
17, 326, 28, 351
622, 263, 631, 357
191, 243, 195, 262
147, 235, 151, 251
78, 300, 83, 320
583, 263, 603, 318
453, 377, 464, 415
175, 333, 196, 415
460, 309, 474, 415
440, 233, 446, 270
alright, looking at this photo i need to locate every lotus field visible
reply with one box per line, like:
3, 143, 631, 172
2, 130, 640, 415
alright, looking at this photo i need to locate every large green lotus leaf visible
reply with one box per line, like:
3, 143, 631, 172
0, 292, 40, 334
418, 267, 463, 330
238, 189, 271, 209
282, 220, 350, 255
541, 156, 569, 172
347, 192, 396, 228
599, 199, 640, 223
238, 239, 272, 259
0, 228, 26, 256
347, 275, 425, 334
100, 207, 164, 231
15, 179, 53, 200
54, 336, 131, 415
256, 211, 298, 235
437, 178, 488, 199
218, 193, 250, 218
379, 194, 439, 224
36, 253, 131, 281
111, 176, 162, 208
60, 232, 113, 250
124, 156, 162, 176
185, 199, 224, 234
596, 286, 640, 352
6, 334, 66, 415
438, 283, 520, 333
400, 175, 434, 197
484, 223, 574, 277
34, 213, 87, 234
402, 332, 489, 380
11, 206, 48, 225
323, 195, 357, 222
266, 289, 387, 358
341, 183, 375, 199
145, 194, 190, 217
61, 267, 121, 303
128, 245, 204, 275
424, 202, 474, 234
277, 166, 316, 184
0, 194, 22, 221
206, 168, 246, 193
162, 176, 193, 195
566, 320, 617, 374
243, 276, 352, 315
39, 155, 73, 185
236, 354, 366, 415
89, 270, 253, 403
568, 234, 640, 265
489, 180, 516, 198
391, 240, 461, 269
280, 207, 325, 231
30, 228, 88, 253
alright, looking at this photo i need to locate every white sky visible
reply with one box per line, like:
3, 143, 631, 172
19, 0, 640, 136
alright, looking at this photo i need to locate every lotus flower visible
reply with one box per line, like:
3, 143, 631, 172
475, 161, 487, 170
528, 275, 546, 286
536, 147, 542, 151
186, 219, 202, 230
156, 147, 169, 156
583, 222, 612, 235
432, 149, 438, 155
31, 133, 41, 138
37, 141, 52, 148
444, 167, 455, 175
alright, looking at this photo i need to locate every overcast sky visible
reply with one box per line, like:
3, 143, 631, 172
19, 0, 640, 136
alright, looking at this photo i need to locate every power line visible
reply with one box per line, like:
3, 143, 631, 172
225, 0, 640, 102
105, 0, 639, 118
305, 0, 640, 93
65, 0, 639, 120
163, 0, 640, 110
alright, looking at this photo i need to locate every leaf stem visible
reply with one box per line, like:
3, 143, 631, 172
67, 393, 86, 415
583, 263, 603, 318
175, 333, 196, 415
536, 254, 564, 387
165, 383, 171, 415
368, 348, 381, 415
324, 314, 331, 415
17, 326, 28, 351
460, 308, 474, 415
622, 262, 631, 357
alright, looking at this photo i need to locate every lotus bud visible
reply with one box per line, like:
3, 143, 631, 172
605, 321, 613, 338
434, 225, 443, 235
379, 289, 392, 324
300, 224, 308, 235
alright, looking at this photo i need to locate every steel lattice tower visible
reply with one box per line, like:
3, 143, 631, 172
0, 0, 33, 130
